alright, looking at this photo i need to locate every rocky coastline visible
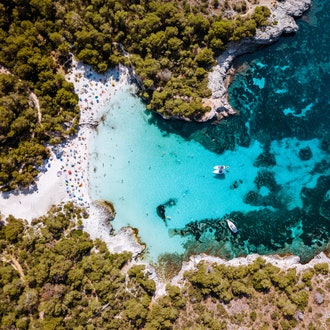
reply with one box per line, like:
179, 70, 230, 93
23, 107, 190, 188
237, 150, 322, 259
202, 0, 312, 122
131, 250, 330, 299
171, 251, 330, 289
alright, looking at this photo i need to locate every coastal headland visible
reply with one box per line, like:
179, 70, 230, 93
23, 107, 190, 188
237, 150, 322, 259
0, 0, 325, 305
0, 0, 318, 273
203, 0, 312, 121
1, 0, 330, 327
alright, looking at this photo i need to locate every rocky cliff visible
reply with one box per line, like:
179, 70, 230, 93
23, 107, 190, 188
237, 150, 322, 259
203, 0, 312, 122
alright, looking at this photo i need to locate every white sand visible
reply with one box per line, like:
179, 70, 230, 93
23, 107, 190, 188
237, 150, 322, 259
1, 58, 328, 298
0, 59, 143, 255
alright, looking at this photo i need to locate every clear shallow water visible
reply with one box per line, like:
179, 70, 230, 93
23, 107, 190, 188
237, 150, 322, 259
90, 88, 266, 259
90, 0, 330, 263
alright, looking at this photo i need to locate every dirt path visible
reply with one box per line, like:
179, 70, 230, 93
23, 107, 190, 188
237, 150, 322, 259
1, 253, 26, 282
30, 92, 42, 124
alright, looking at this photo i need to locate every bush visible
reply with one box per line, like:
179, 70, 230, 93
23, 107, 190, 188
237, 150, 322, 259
289, 290, 309, 309
232, 280, 251, 297
313, 263, 329, 275
4, 216, 25, 243
271, 269, 298, 291
301, 268, 314, 287
250, 311, 257, 321
252, 269, 272, 292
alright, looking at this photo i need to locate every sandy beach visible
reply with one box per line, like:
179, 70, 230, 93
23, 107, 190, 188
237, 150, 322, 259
0, 60, 127, 220
1, 57, 329, 300
0, 59, 143, 255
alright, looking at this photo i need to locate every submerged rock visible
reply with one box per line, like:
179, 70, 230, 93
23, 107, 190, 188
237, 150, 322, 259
313, 159, 330, 174
203, 0, 311, 122
230, 179, 243, 190
243, 191, 261, 206
156, 198, 177, 225
254, 169, 279, 192
298, 146, 313, 160
320, 135, 330, 151
254, 150, 276, 167
320, 200, 330, 220
156, 205, 166, 220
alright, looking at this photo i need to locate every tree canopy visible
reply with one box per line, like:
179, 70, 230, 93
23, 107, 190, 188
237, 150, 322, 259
0, 0, 271, 189
0, 204, 329, 329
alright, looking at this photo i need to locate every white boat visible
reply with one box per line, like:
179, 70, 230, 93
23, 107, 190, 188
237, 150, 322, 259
226, 219, 238, 233
213, 165, 229, 175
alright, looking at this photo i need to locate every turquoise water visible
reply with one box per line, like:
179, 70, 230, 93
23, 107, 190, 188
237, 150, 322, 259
90, 0, 330, 263
90, 88, 265, 259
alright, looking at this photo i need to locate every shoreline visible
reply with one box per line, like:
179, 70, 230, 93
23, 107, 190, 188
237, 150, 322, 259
0, 0, 326, 298
171, 251, 330, 290
203, 0, 312, 121
1, 57, 329, 297
0, 59, 144, 257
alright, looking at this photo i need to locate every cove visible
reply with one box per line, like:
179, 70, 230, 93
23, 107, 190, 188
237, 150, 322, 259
89, 0, 330, 263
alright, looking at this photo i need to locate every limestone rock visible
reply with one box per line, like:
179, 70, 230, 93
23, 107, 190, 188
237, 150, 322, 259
294, 310, 304, 321
95, 199, 116, 221
280, 0, 312, 17
202, 0, 311, 122
314, 292, 324, 305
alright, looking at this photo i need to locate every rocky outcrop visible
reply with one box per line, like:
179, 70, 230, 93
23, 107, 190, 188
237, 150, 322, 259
95, 199, 116, 221
171, 251, 330, 291
202, 0, 312, 122
314, 292, 324, 305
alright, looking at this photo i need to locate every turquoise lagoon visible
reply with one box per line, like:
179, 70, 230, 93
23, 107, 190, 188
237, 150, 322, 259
89, 0, 330, 263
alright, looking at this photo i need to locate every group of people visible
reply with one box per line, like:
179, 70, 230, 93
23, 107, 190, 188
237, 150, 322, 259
55, 63, 130, 207
59, 135, 89, 205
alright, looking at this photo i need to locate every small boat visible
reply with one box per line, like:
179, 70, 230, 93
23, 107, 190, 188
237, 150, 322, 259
213, 165, 229, 175
226, 219, 238, 233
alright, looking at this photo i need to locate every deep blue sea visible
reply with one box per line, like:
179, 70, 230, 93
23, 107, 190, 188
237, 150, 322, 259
90, 0, 330, 264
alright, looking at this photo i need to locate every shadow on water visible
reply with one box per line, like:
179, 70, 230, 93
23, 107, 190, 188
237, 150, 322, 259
151, 0, 330, 266
213, 174, 227, 180
146, 110, 251, 155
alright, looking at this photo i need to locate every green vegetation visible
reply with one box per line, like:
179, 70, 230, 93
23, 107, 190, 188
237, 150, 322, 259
0, 2, 79, 191
0, 203, 154, 329
0, 0, 272, 191
1, 205, 329, 329
180, 257, 330, 328
313, 262, 329, 275
61, 0, 271, 119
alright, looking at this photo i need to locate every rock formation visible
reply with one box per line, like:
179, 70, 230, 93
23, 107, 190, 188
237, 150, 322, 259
202, 0, 312, 121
